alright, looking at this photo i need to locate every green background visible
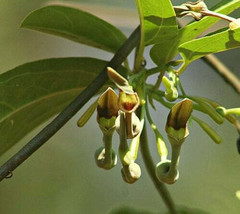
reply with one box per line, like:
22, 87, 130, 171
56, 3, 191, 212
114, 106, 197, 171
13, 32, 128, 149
0, 0, 240, 213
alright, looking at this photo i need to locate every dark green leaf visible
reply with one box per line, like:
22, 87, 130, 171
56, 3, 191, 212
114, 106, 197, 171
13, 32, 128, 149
179, 27, 240, 63
21, 5, 126, 53
0, 57, 127, 156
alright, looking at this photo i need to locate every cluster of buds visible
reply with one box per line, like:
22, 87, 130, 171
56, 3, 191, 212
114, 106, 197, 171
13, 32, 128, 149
94, 67, 142, 183
162, 70, 179, 102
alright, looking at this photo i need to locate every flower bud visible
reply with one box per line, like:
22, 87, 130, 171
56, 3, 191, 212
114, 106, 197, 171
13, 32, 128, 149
192, 116, 222, 144
162, 76, 178, 102
77, 100, 98, 127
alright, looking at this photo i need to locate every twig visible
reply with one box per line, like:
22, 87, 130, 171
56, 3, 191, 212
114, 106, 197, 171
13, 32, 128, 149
140, 125, 177, 214
0, 26, 141, 182
202, 54, 240, 94
201, 10, 236, 22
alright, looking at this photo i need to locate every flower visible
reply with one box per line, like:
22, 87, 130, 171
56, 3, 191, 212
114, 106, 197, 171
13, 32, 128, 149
165, 98, 193, 144
118, 91, 140, 113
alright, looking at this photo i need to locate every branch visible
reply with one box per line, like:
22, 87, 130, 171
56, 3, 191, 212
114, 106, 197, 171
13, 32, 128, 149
202, 54, 240, 94
140, 125, 177, 214
0, 26, 141, 182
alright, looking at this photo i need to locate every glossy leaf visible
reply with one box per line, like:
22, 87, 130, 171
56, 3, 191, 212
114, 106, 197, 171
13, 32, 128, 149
0, 57, 127, 156
151, 0, 240, 65
21, 5, 126, 53
179, 27, 240, 63
135, 0, 178, 45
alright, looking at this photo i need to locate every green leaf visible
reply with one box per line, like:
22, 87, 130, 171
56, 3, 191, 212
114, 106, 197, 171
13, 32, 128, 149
178, 27, 240, 63
136, 0, 178, 65
151, 0, 240, 65
0, 57, 127, 156
135, 0, 178, 45
21, 5, 126, 53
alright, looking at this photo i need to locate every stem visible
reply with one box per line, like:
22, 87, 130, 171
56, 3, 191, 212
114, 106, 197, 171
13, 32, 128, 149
0, 26, 141, 182
176, 61, 189, 75
140, 125, 177, 214
202, 54, 240, 94
145, 99, 168, 160
125, 112, 134, 138
129, 135, 140, 161
202, 10, 236, 22
177, 78, 186, 97
134, 0, 145, 72
223, 108, 240, 116
168, 145, 181, 179
153, 71, 165, 91
118, 113, 129, 152
103, 133, 113, 167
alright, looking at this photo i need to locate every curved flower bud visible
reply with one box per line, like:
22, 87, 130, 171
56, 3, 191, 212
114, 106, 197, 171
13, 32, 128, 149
192, 116, 222, 144
95, 88, 119, 170
77, 99, 98, 127
160, 99, 193, 184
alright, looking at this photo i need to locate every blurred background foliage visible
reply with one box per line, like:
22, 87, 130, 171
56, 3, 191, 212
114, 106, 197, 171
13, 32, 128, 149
0, 0, 240, 213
